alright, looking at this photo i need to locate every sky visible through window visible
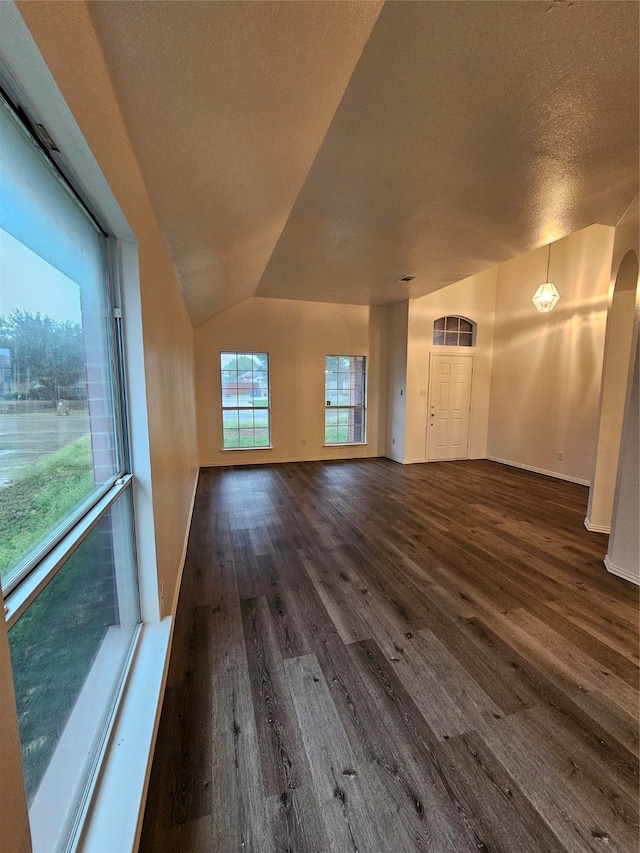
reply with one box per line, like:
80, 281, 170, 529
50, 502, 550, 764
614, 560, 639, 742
1, 227, 82, 323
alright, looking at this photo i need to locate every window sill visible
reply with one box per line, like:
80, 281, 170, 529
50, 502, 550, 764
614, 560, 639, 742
323, 442, 368, 447
220, 446, 273, 452
29, 624, 139, 853
76, 618, 172, 853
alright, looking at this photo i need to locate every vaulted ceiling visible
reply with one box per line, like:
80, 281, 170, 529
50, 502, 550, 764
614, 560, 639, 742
88, 0, 639, 326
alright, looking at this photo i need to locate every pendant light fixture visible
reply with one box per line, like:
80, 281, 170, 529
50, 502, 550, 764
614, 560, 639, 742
532, 243, 560, 313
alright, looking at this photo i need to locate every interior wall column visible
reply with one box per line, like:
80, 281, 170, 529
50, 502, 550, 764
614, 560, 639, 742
586, 196, 639, 533
606, 320, 640, 584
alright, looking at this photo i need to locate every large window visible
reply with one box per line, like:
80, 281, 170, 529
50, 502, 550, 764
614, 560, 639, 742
220, 351, 270, 448
325, 355, 366, 444
1, 92, 139, 850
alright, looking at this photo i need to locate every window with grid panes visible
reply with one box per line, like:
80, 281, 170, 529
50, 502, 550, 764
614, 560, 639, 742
433, 316, 475, 346
1, 89, 140, 852
324, 355, 366, 444
220, 351, 270, 448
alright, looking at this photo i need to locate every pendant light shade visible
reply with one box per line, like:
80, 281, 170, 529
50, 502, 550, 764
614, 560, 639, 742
533, 244, 560, 313
532, 281, 560, 313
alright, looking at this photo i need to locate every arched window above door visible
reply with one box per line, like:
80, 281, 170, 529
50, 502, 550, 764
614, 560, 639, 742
433, 316, 476, 347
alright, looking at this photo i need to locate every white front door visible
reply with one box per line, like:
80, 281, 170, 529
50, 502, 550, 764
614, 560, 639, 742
427, 354, 474, 461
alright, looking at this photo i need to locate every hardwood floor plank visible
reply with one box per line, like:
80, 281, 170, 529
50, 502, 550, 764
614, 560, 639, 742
263, 584, 315, 661
137, 682, 180, 847
394, 628, 504, 736
141, 458, 639, 853
264, 783, 329, 853
240, 595, 312, 796
335, 539, 433, 629
434, 732, 568, 853
416, 557, 639, 693
300, 550, 372, 644
283, 654, 386, 852
495, 608, 638, 718
527, 598, 639, 688
208, 555, 273, 852
170, 606, 214, 826
151, 814, 213, 853
465, 618, 640, 779
474, 706, 639, 851
546, 595, 640, 664
416, 551, 639, 689
349, 638, 489, 851
141, 605, 213, 840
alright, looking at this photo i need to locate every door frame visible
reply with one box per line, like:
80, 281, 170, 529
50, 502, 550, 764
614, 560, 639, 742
425, 352, 475, 461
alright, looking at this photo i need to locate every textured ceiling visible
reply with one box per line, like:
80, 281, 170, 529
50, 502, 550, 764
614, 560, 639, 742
88, 0, 639, 325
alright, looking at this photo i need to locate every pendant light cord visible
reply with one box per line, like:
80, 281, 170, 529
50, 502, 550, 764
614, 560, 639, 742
546, 244, 551, 282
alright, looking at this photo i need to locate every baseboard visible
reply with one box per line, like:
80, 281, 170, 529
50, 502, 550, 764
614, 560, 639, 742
204, 450, 384, 467
171, 466, 201, 617
486, 456, 590, 486
583, 517, 610, 534
384, 452, 404, 464
605, 555, 640, 586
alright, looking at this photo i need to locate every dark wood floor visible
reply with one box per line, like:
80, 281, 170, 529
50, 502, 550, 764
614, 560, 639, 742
139, 458, 639, 853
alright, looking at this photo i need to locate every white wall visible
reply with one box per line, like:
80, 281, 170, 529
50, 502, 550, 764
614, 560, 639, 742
16, 0, 200, 619
196, 297, 387, 466
404, 267, 497, 463
603, 196, 640, 583
488, 225, 615, 484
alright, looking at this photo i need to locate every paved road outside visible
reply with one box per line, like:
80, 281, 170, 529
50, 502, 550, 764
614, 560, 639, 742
0, 411, 90, 486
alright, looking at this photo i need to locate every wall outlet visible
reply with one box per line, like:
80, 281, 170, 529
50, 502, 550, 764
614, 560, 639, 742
302, 440, 306, 446
557, 451, 564, 461
420, 389, 427, 397
392, 438, 395, 445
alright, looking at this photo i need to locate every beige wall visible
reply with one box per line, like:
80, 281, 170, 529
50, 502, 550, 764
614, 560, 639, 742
17, 1, 199, 618
385, 301, 409, 461
587, 197, 639, 531
488, 224, 615, 484
404, 267, 497, 463
196, 297, 387, 466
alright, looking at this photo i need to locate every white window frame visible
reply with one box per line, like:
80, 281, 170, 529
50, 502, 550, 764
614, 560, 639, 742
220, 350, 271, 450
433, 315, 476, 347
324, 354, 367, 446
0, 6, 164, 852
0, 88, 142, 851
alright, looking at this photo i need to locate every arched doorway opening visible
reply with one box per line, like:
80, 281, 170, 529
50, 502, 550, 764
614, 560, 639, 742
586, 248, 639, 532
